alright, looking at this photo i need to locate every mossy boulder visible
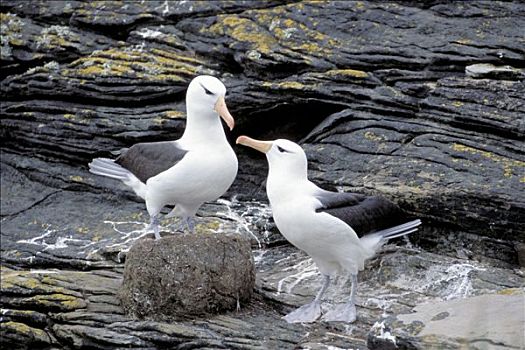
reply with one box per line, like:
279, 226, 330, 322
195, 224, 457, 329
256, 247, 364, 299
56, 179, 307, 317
119, 232, 255, 321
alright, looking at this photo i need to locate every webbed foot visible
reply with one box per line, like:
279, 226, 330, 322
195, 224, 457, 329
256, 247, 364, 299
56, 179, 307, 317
322, 302, 357, 323
283, 301, 322, 323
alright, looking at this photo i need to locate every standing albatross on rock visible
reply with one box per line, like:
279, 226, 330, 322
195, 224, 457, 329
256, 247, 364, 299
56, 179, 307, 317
237, 136, 421, 323
89, 75, 238, 239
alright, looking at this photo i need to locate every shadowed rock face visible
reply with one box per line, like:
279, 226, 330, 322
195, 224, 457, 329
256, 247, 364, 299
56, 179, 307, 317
120, 233, 255, 321
1, 1, 524, 349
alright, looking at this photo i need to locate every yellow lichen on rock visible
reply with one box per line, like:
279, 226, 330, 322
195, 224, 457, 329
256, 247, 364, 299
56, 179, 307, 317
497, 288, 523, 296
36, 25, 80, 50
326, 69, 369, 78
1, 271, 84, 308
1, 12, 25, 56
207, 4, 338, 59
262, 80, 317, 90
28, 293, 87, 310
195, 220, 221, 234
63, 47, 201, 82
165, 110, 185, 119
209, 15, 277, 54
2, 321, 51, 342
451, 143, 525, 179
253, 7, 338, 56
364, 131, 385, 142
70, 175, 84, 182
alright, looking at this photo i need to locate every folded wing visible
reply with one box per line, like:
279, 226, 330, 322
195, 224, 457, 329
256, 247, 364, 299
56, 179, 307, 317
116, 141, 188, 183
314, 189, 408, 237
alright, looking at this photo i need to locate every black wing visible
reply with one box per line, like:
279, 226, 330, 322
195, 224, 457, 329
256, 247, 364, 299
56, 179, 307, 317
314, 190, 406, 237
116, 141, 188, 183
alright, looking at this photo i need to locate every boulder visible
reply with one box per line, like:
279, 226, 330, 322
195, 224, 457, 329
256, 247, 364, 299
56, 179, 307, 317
119, 232, 255, 321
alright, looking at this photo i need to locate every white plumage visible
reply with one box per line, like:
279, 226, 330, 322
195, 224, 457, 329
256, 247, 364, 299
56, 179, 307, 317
89, 75, 238, 239
237, 136, 421, 323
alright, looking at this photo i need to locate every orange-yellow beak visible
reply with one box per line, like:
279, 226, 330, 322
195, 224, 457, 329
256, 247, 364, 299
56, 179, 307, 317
214, 96, 235, 131
236, 135, 273, 153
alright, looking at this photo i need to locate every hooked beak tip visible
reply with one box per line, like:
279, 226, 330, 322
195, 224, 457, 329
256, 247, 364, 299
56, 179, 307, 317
236, 135, 272, 153
215, 96, 235, 131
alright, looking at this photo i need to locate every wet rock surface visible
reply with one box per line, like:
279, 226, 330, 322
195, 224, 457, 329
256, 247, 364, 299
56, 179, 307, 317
120, 233, 255, 321
1, 1, 524, 349
368, 291, 525, 350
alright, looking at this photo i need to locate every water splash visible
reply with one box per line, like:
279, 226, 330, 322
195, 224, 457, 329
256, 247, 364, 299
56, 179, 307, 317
215, 198, 273, 248
88, 219, 180, 262
371, 321, 397, 346
442, 263, 484, 300
364, 296, 397, 318
253, 249, 268, 265
13, 200, 275, 264
17, 227, 95, 251
16, 229, 54, 245
277, 257, 319, 295
393, 261, 486, 301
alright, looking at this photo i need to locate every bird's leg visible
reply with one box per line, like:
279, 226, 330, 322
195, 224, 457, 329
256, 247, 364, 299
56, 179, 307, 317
166, 218, 184, 233
147, 215, 161, 240
283, 274, 330, 323
322, 273, 358, 323
185, 217, 195, 233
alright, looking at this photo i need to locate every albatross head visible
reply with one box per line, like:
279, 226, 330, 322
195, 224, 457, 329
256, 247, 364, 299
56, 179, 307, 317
186, 75, 235, 130
236, 136, 308, 179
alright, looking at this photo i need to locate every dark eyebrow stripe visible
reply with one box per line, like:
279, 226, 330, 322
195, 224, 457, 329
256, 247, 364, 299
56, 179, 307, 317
277, 145, 291, 153
199, 82, 214, 95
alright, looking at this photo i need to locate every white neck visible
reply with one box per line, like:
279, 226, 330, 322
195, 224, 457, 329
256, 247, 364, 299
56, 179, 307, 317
179, 103, 228, 147
266, 160, 311, 205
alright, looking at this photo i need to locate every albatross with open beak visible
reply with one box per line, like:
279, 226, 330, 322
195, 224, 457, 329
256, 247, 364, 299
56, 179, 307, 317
89, 75, 238, 239
237, 136, 421, 323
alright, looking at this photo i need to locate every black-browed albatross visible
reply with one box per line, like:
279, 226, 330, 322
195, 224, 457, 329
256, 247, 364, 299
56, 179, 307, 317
89, 75, 238, 239
237, 136, 421, 323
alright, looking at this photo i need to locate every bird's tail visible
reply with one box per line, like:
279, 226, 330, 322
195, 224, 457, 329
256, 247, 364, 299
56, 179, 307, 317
89, 158, 147, 199
88, 158, 131, 181
374, 219, 422, 240
360, 219, 422, 254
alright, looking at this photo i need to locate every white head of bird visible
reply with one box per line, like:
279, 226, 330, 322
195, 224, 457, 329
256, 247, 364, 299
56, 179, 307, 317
236, 136, 309, 200
185, 75, 234, 130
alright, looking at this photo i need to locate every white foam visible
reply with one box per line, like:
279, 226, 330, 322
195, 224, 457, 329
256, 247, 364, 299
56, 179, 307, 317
371, 321, 397, 346
215, 198, 273, 248
392, 261, 486, 301
276, 257, 319, 295
136, 28, 163, 39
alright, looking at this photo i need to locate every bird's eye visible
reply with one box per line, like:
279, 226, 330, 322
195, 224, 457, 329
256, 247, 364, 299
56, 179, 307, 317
277, 146, 290, 153
199, 83, 214, 96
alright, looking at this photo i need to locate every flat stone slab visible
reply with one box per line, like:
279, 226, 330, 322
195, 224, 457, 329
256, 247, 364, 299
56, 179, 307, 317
369, 291, 525, 349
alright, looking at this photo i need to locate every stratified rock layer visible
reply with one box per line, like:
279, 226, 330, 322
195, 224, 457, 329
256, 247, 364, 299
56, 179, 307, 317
1, 1, 524, 349
120, 233, 255, 321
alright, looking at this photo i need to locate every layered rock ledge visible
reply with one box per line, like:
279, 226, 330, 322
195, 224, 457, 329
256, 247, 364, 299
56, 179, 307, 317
1, 1, 524, 349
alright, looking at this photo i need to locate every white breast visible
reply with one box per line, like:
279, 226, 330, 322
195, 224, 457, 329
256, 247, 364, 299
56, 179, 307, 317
146, 144, 237, 207
271, 195, 370, 276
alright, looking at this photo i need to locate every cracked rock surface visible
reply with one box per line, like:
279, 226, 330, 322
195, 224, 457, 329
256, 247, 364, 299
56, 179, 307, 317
1, 1, 524, 349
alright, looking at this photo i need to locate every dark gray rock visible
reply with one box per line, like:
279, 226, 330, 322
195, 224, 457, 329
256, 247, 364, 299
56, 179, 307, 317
0, 11, 117, 77
1, 0, 525, 348
120, 233, 255, 321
